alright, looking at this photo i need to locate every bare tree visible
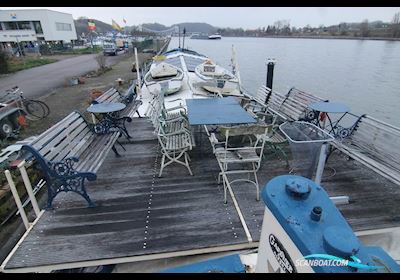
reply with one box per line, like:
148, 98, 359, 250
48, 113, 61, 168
391, 12, 400, 38
95, 54, 107, 71
360, 19, 370, 37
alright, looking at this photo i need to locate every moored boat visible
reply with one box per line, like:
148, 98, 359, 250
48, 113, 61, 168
208, 34, 222, 40
143, 61, 184, 95
194, 59, 241, 96
139, 46, 243, 114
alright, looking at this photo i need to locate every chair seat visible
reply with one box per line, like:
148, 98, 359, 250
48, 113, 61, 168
215, 148, 260, 163
265, 131, 287, 144
165, 133, 191, 151
165, 110, 187, 121
163, 120, 188, 134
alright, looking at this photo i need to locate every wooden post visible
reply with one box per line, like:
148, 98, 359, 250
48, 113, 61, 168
134, 47, 141, 95
18, 161, 41, 217
4, 170, 30, 230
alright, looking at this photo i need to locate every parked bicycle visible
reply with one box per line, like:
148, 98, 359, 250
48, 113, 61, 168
0, 86, 50, 139
1, 86, 50, 121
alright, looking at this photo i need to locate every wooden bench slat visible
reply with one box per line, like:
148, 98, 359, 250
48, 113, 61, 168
49, 127, 93, 163
36, 119, 87, 158
31, 112, 82, 149
76, 132, 119, 172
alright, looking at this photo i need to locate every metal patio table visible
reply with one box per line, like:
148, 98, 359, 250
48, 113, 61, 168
186, 96, 257, 149
307, 101, 350, 138
87, 102, 126, 114
86, 102, 130, 137
186, 97, 256, 126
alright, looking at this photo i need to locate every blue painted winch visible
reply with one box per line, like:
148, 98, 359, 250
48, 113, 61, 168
161, 175, 400, 273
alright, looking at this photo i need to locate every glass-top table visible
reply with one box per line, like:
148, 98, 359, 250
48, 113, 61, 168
306, 101, 351, 138
87, 102, 126, 114
86, 102, 130, 138
308, 101, 350, 114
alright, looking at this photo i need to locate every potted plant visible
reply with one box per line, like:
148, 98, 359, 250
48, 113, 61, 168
89, 89, 103, 100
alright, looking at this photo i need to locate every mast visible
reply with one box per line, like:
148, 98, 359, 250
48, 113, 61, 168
182, 27, 186, 49
178, 26, 181, 48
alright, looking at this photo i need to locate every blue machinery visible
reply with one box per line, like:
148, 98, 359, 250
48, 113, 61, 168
162, 175, 400, 273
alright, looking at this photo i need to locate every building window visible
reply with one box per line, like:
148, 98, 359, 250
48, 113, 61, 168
3, 22, 18, 30
55, 22, 72, 31
17, 21, 32, 30
0, 24, 2, 31
32, 21, 43, 34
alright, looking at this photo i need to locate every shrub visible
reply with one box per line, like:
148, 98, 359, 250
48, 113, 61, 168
0, 50, 9, 74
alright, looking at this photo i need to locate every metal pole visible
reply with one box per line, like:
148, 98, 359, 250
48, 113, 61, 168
265, 59, 275, 104
314, 143, 328, 185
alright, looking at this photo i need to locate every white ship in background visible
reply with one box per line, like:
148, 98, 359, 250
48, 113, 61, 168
208, 34, 222, 39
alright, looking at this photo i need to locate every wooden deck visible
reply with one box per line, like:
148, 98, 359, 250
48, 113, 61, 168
2, 117, 400, 272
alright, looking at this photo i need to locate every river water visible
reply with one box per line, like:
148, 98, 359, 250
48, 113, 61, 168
168, 36, 400, 126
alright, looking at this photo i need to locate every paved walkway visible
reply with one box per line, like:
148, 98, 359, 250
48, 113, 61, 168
0, 53, 128, 99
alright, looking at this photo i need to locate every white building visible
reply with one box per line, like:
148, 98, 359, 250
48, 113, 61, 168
0, 9, 77, 49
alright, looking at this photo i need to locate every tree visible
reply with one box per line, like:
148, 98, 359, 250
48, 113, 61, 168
360, 19, 370, 37
391, 12, 400, 38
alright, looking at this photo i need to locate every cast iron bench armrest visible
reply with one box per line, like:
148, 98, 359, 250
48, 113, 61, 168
20, 145, 98, 209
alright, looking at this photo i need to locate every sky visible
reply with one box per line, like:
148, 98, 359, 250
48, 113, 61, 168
3, 7, 400, 28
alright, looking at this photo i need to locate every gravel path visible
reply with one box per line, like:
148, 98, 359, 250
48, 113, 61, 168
0, 52, 130, 99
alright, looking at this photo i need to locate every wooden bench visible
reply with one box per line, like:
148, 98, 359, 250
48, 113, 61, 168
242, 86, 326, 122
94, 86, 143, 119
267, 87, 326, 121
332, 114, 400, 186
19, 111, 121, 209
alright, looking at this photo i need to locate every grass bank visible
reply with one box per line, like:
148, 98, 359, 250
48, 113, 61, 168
50, 46, 103, 55
7, 57, 58, 73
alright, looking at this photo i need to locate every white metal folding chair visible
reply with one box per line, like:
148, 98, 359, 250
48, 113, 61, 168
157, 126, 193, 177
213, 124, 271, 203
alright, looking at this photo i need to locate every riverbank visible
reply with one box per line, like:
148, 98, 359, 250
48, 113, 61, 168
219, 35, 400, 42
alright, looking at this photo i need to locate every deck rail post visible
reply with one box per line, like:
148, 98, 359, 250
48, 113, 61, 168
4, 170, 30, 230
18, 160, 41, 217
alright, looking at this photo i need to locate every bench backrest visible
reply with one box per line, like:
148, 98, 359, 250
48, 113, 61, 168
28, 111, 95, 163
350, 115, 400, 174
268, 87, 326, 121
95, 88, 121, 104
252, 85, 271, 105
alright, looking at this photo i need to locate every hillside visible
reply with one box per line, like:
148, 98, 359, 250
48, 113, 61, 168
73, 18, 219, 36
141, 22, 170, 31
141, 22, 217, 34
174, 22, 217, 34
74, 18, 114, 36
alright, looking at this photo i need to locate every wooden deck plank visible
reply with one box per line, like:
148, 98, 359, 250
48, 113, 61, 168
3, 117, 400, 271
4, 118, 248, 269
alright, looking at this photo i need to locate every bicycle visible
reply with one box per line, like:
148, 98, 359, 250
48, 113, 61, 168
1, 86, 50, 121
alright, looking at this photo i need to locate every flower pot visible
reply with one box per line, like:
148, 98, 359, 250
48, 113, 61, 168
90, 90, 103, 100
